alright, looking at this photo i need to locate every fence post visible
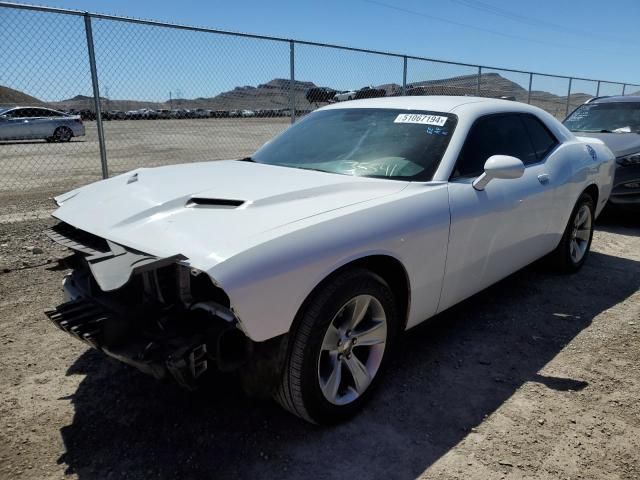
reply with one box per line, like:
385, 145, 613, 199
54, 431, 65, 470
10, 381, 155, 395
565, 77, 573, 117
622, 83, 627, 96
476, 66, 481, 96
289, 40, 295, 124
402, 56, 407, 96
83, 13, 108, 179
596, 80, 601, 97
527, 73, 533, 104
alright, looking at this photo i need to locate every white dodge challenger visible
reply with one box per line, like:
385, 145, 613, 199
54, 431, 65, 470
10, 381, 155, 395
45, 96, 615, 424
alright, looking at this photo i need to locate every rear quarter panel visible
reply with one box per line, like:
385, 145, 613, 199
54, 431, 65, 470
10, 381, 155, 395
546, 138, 614, 240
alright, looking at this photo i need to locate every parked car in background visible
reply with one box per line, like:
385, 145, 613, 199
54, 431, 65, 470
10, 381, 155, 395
69, 109, 95, 121
406, 85, 430, 96
193, 109, 210, 118
334, 87, 387, 102
563, 95, 640, 211
306, 87, 338, 104
0, 106, 85, 142
333, 89, 358, 102
353, 86, 387, 100
44, 97, 613, 424
170, 109, 186, 119
156, 109, 170, 119
241, 109, 256, 117
139, 109, 158, 120
125, 110, 141, 120
80, 108, 96, 121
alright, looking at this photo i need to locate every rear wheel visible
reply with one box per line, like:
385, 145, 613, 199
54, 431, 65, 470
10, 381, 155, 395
275, 269, 398, 424
548, 192, 595, 272
53, 126, 73, 142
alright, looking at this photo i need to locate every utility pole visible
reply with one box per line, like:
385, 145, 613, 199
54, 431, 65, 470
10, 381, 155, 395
169, 91, 173, 109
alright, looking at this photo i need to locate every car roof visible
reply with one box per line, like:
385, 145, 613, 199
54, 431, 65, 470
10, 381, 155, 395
2, 106, 62, 111
0, 106, 65, 114
318, 95, 542, 115
588, 95, 640, 104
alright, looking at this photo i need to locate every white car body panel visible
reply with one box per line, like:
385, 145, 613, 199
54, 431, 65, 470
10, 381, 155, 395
51, 96, 615, 342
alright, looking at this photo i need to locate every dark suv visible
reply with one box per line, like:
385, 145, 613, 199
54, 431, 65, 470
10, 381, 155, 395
564, 95, 640, 211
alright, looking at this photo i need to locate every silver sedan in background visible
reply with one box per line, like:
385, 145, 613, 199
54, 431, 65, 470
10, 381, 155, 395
0, 106, 85, 142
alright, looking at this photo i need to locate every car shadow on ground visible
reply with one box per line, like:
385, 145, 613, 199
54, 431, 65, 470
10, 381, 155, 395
56, 250, 640, 479
596, 208, 640, 234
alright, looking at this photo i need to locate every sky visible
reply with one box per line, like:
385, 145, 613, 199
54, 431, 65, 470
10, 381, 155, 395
2, 0, 639, 102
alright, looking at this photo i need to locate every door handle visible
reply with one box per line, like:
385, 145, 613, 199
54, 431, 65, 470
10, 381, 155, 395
537, 173, 550, 185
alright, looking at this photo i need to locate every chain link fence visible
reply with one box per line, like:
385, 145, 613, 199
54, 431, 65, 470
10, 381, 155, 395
1, 2, 639, 221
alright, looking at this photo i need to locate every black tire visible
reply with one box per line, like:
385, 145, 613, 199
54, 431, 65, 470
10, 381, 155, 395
548, 192, 595, 273
53, 126, 73, 142
275, 268, 399, 424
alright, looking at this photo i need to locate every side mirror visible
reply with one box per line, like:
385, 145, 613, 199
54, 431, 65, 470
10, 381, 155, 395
0, 115, 7, 121
472, 155, 525, 191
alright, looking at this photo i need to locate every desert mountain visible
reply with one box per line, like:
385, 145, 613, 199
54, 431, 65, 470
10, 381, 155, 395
0, 74, 601, 117
0, 85, 43, 108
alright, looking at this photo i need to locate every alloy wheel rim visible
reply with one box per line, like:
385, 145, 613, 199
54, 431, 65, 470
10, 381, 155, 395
569, 204, 592, 264
57, 128, 71, 141
317, 294, 387, 406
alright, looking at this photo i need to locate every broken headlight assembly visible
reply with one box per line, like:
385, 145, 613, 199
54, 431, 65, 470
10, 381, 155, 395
43, 222, 253, 390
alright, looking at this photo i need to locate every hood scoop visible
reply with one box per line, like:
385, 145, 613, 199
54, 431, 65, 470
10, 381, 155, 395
186, 197, 245, 209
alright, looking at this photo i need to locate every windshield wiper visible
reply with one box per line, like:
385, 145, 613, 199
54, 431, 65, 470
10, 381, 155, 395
572, 129, 617, 133
239, 156, 256, 162
289, 165, 335, 174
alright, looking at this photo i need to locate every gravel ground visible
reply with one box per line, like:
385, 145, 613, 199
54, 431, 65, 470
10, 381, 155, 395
0, 118, 290, 195
0, 209, 638, 480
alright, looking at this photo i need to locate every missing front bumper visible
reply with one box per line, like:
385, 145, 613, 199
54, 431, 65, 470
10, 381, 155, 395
45, 298, 209, 389
44, 297, 249, 390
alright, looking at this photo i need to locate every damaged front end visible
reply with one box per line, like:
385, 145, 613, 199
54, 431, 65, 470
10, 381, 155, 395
44, 221, 253, 390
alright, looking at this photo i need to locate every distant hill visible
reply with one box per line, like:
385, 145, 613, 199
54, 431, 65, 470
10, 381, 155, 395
53, 94, 167, 112
0, 74, 607, 118
174, 78, 316, 110
0, 85, 43, 108
408, 72, 527, 98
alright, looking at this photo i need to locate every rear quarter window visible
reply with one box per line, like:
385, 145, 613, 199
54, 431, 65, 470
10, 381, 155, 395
520, 114, 558, 161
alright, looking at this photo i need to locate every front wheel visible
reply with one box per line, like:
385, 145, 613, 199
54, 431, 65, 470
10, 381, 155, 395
548, 192, 595, 272
53, 126, 73, 142
275, 269, 398, 424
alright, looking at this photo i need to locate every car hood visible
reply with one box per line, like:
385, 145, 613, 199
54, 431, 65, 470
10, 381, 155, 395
574, 132, 640, 158
53, 160, 408, 267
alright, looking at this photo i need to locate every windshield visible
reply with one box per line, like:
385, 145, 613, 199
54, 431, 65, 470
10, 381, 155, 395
252, 108, 457, 180
564, 102, 640, 133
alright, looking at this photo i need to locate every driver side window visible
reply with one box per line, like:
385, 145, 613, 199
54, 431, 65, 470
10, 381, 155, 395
452, 113, 537, 179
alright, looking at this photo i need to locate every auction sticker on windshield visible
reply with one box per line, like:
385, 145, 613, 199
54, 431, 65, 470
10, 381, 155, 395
394, 113, 448, 126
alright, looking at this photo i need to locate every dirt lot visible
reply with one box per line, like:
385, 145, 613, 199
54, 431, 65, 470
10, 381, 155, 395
0, 117, 290, 194
0, 118, 290, 224
0, 209, 638, 479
